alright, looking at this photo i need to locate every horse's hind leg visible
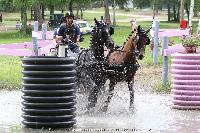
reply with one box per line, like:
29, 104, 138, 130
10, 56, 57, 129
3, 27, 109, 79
101, 80, 116, 112
128, 81, 134, 110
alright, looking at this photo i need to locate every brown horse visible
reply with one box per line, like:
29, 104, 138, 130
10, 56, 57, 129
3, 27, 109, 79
88, 26, 150, 112
100, 25, 151, 112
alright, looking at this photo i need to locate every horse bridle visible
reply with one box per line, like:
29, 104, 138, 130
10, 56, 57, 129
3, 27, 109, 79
131, 31, 141, 57
96, 24, 111, 45
133, 29, 150, 58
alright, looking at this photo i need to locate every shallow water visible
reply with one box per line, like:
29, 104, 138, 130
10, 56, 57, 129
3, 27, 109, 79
0, 83, 200, 133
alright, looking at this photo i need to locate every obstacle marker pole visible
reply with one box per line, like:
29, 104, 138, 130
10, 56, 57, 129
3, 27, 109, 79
32, 37, 38, 56
34, 21, 38, 32
162, 36, 169, 86
42, 23, 47, 40
197, 18, 200, 34
152, 20, 159, 64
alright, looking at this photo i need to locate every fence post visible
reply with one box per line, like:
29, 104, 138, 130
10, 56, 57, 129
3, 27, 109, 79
152, 20, 160, 64
34, 21, 38, 32
42, 23, 47, 40
197, 18, 200, 34
162, 36, 169, 86
32, 37, 38, 56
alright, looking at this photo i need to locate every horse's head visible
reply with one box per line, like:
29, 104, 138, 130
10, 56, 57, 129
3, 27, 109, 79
134, 25, 151, 60
91, 18, 114, 49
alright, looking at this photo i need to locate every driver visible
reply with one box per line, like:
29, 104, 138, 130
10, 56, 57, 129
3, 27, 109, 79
56, 11, 81, 53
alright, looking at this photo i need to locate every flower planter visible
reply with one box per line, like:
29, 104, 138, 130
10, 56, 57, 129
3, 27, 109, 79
171, 53, 200, 109
184, 46, 197, 53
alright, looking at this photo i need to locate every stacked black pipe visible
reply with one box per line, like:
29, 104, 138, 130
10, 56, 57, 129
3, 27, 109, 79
21, 56, 76, 129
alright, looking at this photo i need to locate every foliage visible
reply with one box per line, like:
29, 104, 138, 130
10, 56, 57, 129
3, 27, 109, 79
185, 0, 200, 16
8, 125, 22, 133
182, 34, 200, 47
115, 0, 129, 9
134, 0, 151, 9
0, 0, 15, 12
154, 80, 172, 93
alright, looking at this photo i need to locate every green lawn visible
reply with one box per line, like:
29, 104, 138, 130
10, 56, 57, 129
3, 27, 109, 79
0, 56, 22, 90
0, 32, 32, 44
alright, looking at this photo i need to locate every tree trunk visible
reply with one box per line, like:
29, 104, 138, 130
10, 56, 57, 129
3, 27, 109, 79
173, 4, 176, 21
194, 10, 198, 17
167, 2, 171, 21
21, 7, 23, 20
76, 6, 80, 19
180, 0, 184, 21
80, 8, 83, 19
139, 5, 142, 9
69, 0, 73, 12
156, 3, 159, 14
33, 6, 37, 21
31, 6, 33, 20
185, 3, 189, 22
33, 4, 42, 29
21, 1, 27, 35
49, 5, 54, 17
112, 0, 116, 26
41, 4, 45, 20
189, 0, 194, 34
104, 0, 111, 25
177, 2, 180, 21
90, 0, 92, 9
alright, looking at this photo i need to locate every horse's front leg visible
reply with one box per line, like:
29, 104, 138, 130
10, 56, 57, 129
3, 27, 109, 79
101, 80, 116, 112
87, 84, 99, 110
128, 80, 134, 110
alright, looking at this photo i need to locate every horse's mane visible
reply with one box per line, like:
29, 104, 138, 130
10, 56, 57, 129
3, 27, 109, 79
120, 29, 136, 50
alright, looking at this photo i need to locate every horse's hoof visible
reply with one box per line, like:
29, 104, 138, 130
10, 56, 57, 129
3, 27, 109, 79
83, 108, 94, 115
101, 106, 108, 112
86, 103, 95, 110
129, 106, 134, 112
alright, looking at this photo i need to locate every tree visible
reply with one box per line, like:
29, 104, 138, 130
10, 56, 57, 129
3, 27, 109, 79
163, 0, 180, 22
134, 0, 150, 9
194, 0, 200, 16
14, 0, 30, 34
189, 0, 194, 34
180, 0, 199, 22
167, 0, 171, 21
104, 0, 111, 24
73, 0, 91, 19
112, 0, 116, 26
1, 0, 15, 12
180, 0, 184, 21
115, 0, 129, 9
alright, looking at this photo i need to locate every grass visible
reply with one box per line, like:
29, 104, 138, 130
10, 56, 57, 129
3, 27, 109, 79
0, 32, 32, 44
8, 125, 22, 133
0, 56, 22, 90
154, 81, 172, 93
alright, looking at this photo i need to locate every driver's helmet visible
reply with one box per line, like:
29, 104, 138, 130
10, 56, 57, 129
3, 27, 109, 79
65, 11, 74, 19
